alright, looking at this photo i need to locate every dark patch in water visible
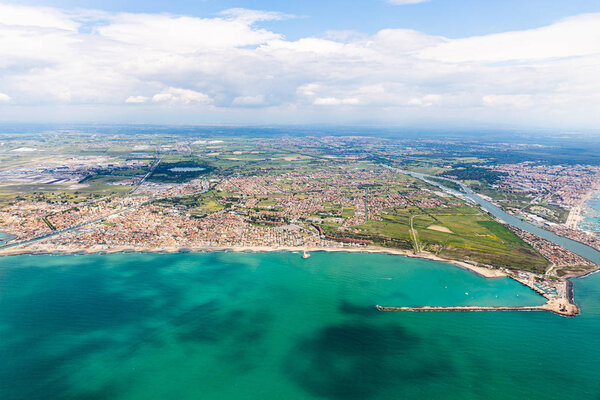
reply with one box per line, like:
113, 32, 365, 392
0, 265, 155, 337
174, 301, 246, 342
0, 337, 118, 400
174, 301, 272, 348
283, 322, 452, 399
61, 383, 121, 400
172, 301, 273, 374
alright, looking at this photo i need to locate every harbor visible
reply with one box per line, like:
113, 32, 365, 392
376, 268, 581, 317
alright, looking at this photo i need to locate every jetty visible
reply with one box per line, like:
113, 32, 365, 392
376, 299, 579, 317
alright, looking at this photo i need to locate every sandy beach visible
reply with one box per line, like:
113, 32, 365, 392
566, 181, 600, 229
2, 241, 584, 316
0, 241, 507, 278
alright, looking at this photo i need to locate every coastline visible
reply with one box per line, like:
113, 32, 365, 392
0, 242, 507, 278
0, 242, 585, 316
568, 181, 600, 230
564, 183, 600, 280
6, 237, 593, 316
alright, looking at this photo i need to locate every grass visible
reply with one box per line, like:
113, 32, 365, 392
257, 199, 278, 208
156, 190, 231, 214
341, 207, 355, 218
196, 198, 224, 213
349, 206, 548, 272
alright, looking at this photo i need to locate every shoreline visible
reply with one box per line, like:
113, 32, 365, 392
0, 242, 584, 316
0, 243, 507, 278
569, 181, 600, 230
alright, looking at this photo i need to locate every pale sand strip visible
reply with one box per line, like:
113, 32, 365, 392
8, 242, 582, 313
0, 242, 506, 278
566, 181, 600, 229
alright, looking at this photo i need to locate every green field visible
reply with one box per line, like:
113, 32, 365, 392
352, 207, 548, 272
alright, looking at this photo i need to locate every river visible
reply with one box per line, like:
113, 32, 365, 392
385, 166, 600, 265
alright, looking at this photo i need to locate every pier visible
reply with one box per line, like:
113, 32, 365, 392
376, 300, 580, 317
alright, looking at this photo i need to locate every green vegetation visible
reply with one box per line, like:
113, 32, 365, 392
350, 207, 548, 272
155, 190, 234, 214
0, 130, 587, 274
441, 164, 507, 185
427, 177, 464, 192
524, 203, 569, 224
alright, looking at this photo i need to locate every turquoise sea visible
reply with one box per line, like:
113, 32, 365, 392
0, 251, 599, 400
580, 192, 600, 234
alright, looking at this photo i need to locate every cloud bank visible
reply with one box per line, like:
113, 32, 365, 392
0, 3, 599, 127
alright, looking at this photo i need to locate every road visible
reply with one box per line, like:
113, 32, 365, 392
409, 215, 421, 253
0, 177, 210, 251
130, 148, 162, 194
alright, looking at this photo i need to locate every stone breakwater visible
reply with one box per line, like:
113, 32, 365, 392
376, 298, 580, 317
376, 272, 581, 317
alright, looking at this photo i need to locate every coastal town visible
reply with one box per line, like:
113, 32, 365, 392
1, 132, 600, 316
5, 2, 600, 398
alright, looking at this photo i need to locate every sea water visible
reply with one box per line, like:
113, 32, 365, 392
0, 251, 598, 400
580, 192, 600, 234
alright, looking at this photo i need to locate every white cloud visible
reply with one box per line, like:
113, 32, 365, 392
314, 97, 360, 105
418, 13, 600, 62
408, 94, 442, 107
151, 87, 211, 105
232, 95, 265, 106
125, 96, 149, 103
97, 12, 281, 52
388, 0, 431, 5
0, 3, 78, 30
0, 3, 599, 127
219, 8, 292, 23
297, 84, 320, 97
482, 94, 532, 108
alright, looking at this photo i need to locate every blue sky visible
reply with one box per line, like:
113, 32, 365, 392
1, 0, 600, 128
9, 0, 600, 39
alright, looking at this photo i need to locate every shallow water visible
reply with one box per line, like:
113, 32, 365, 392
0, 251, 599, 400
581, 193, 600, 234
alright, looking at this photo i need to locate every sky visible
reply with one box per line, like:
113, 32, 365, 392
1, 0, 600, 129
